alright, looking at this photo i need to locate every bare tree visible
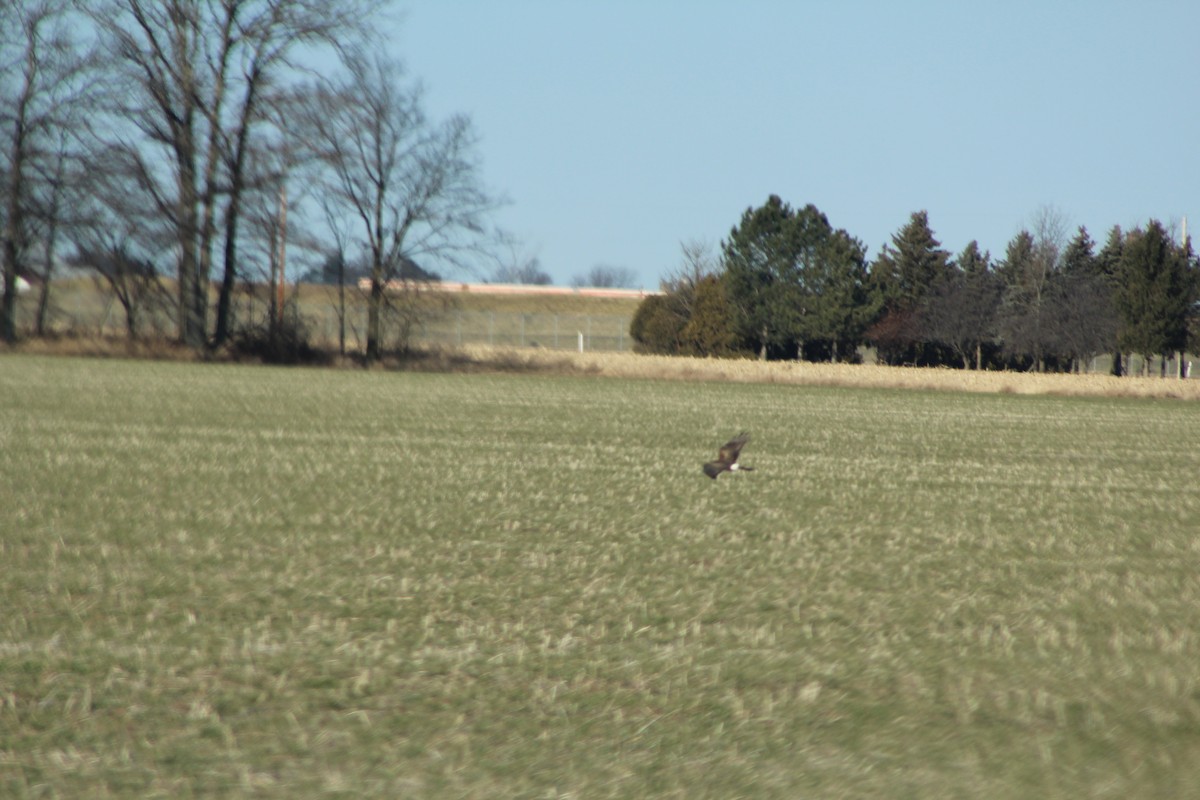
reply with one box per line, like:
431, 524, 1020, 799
71, 142, 177, 339
491, 258, 552, 285
572, 264, 639, 289
87, 0, 378, 348
660, 239, 718, 317
0, 0, 93, 341
297, 54, 501, 362
76, 240, 171, 339
210, 0, 380, 347
997, 206, 1070, 370
27, 128, 72, 336
491, 241, 552, 284
1045, 271, 1117, 372
924, 243, 1001, 369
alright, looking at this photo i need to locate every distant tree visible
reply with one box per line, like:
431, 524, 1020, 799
26, 128, 76, 337
996, 207, 1070, 370
0, 0, 92, 342
632, 241, 736, 357
995, 230, 1043, 368
86, 0, 379, 348
867, 210, 952, 364
721, 196, 805, 359
572, 264, 638, 288
660, 239, 719, 319
296, 54, 499, 362
1096, 225, 1126, 374
1046, 271, 1118, 373
1114, 220, 1198, 375
680, 274, 739, 356
631, 241, 741, 357
722, 195, 867, 361
803, 227, 875, 362
492, 257, 552, 285
74, 241, 170, 339
1060, 225, 1098, 279
923, 241, 1001, 369
1096, 225, 1125, 280
870, 210, 952, 311
1049, 226, 1117, 372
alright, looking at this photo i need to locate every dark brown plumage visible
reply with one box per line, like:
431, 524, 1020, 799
703, 432, 754, 479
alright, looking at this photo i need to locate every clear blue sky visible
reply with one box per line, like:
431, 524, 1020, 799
388, 1, 1199, 289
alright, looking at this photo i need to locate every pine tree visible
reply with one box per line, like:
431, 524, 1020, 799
804, 228, 876, 362
868, 211, 952, 364
721, 195, 870, 361
1114, 220, 1197, 374
1096, 226, 1126, 373
1060, 226, 1098, 278
1049, 227, 1117, 371
721, 196, 805, 359
1096, 225, 1125, 282
997, 229, 1058, 369
870, 210, 952, 311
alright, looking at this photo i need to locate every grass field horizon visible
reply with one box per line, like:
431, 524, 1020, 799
3, 354, 1200, 797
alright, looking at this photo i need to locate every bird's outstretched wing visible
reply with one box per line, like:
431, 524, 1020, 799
717, 432, 750, 464
703, 432, 751, 479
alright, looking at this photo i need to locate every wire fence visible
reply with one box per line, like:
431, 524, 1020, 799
414, 310, 632, 352
303, 307, 634, 352
16, 281, 637, 353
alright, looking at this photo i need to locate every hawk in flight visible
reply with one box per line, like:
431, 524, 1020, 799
703, 432, 754, 479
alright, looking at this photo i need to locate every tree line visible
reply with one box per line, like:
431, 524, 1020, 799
1, 0, 500, 362
632, 196, 1199, 375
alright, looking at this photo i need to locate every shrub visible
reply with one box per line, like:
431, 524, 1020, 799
227, 313, 325, 365
630, 294, 687, 355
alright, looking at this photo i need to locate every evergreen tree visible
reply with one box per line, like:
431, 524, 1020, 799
996, 229, 1060, 369
1096, 226, 1126, 374
1096, 225, 1125, 282
1047, 226, 1117, 372
1114, 220, 1197, 373
680, 275, 739, 356
1060, 226, 1098, 278
869, 210, 952, 311
867, 210, 952, 364
721, 196, 804, 359
803, 228, 876, 362
957, 239, 991, 278
721, 195, 869, 360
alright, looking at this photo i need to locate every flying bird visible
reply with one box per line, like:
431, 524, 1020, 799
703, 432, 754, 479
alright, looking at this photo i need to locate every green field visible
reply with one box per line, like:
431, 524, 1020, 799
3, 355, 1199, 798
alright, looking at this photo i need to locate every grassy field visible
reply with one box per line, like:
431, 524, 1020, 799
2, 355, 1200, 798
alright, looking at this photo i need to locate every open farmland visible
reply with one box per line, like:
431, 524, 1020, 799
2, 355, 1200, 798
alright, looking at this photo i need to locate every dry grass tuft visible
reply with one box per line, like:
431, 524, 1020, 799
6, 334, 1199, 399
4, 333, 203, 361
452, 345, 1200, 400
